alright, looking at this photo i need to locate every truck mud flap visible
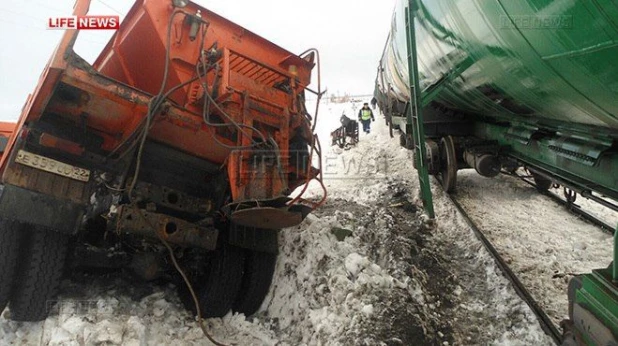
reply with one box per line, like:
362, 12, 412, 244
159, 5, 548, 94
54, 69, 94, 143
229, 223, 279, 254
0, 185, 83, 234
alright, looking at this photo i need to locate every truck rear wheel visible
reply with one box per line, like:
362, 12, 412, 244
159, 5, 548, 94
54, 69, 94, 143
233, 250, 277, 316
0, 220, 24, 313
179, 243, 245, 318
10, 228, 69, 321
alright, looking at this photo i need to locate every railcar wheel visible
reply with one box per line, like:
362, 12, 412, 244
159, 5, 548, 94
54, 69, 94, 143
10, 228, 69, 321
387, 115, 394, 138
398, 133, 414, 150
179, 243, 245, 318
0, 220, 25, 314
233, 249, 277, 316
439, 136, 457, 193
399, 133, 407, 147
531, 172, 552, 192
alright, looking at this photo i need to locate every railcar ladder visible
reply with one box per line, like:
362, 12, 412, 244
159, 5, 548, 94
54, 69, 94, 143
405, 0, 435, 219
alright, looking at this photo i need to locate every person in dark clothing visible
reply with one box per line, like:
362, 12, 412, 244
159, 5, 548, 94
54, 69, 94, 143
358, 102, 375, 134
330, 113, 359, 148
371, 97, 378, 109
340, 113, 352, 127
340, 113, 359, 144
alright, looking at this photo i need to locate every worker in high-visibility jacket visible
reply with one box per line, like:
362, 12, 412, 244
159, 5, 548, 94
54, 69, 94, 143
357, 102, 375, 134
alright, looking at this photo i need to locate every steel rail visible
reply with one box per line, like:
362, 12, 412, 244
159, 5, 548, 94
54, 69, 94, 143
510, 173, 616, 235
444, 193, 563, 345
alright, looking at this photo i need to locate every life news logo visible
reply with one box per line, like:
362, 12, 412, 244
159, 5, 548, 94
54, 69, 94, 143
47, 15, 120, 30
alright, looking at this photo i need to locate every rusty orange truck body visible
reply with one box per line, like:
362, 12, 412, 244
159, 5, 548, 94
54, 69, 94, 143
0, 0, 323, 321
0, 122, 15, 158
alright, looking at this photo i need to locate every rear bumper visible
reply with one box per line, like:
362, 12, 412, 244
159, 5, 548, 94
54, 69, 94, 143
0, 184, 84, 234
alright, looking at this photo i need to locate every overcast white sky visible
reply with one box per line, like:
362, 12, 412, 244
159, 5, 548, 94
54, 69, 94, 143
0, 0, 395, 122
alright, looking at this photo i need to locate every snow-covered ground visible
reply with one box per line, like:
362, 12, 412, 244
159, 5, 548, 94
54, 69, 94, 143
548, 186, 618, 229
454, 170, 616, 326
1, 98, 590, 345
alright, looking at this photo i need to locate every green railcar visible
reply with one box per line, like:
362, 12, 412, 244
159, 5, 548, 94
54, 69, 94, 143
375, 1, 618, 345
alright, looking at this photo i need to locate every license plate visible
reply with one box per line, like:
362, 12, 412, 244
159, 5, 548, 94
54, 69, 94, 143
15, 150, 90, 182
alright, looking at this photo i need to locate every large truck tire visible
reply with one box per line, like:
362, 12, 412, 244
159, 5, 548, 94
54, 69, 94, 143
179, 243, 245, 318
233, 250, 277, 316
10, 228, 69, 321
0, 220, 24, 313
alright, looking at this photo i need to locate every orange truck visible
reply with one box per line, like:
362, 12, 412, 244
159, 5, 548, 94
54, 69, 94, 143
0, 0, 323, 321
0, 122, 15, 158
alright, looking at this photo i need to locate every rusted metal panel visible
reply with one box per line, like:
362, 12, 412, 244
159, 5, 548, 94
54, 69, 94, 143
227, 149, 288, 202
115, 206, 218, 250
132, 182, 212, 216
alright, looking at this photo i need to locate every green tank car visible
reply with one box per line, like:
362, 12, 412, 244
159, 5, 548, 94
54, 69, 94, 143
375, 1, 618, 345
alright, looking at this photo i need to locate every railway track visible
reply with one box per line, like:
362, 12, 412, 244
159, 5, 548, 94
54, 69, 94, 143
445, 193, 563, 345
442, 171, 616, 346
511, 173, 616, 235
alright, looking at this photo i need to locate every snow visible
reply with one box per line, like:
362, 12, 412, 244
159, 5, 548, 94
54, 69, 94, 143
263, 207, 430, 344
344, 253, 370, 276
455, 170, 616, 326
549, 186, 618, 229
3, 97, 608, 345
